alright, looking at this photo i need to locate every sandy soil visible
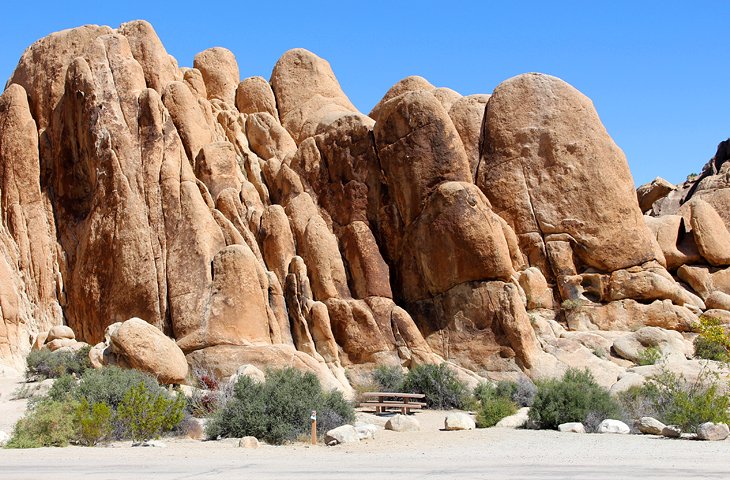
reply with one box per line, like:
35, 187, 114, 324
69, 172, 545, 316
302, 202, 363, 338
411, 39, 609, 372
0, 368, 29, 434
1, 374, 728, 479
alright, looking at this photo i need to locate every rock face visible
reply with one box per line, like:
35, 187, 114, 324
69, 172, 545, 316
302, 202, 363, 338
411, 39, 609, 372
1, 20, 728, 395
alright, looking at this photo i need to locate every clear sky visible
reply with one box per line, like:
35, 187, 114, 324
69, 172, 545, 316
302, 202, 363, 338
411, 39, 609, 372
1, 1, 727, 187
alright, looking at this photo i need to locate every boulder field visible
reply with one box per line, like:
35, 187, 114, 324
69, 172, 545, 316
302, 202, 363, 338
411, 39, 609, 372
1, 20, 729, 392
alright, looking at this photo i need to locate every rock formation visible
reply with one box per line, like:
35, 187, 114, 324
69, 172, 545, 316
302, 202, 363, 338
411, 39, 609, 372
1, 20, 728, 392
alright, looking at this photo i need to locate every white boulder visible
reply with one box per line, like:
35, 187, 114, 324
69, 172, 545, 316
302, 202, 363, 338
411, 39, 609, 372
385, 414, 420, 432
597, 419, 630, 434
444, 412, 476, 431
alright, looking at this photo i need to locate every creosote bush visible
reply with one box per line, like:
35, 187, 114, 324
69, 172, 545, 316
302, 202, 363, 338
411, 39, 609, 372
205, 368, 355, 445
25, 346, 92, 380
617, 364, 730, 433
6, 399, 79, 448
693, 316, 730, 362
528, 368, 620, 431
403, 363, 468, 410
118, 382, 186, 443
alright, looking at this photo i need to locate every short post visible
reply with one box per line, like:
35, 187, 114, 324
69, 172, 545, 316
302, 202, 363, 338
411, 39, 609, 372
310, 410, 317, 445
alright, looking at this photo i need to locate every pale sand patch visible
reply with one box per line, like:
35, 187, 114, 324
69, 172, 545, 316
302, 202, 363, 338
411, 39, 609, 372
1, 409, 728, 479
0, 367, 29, 434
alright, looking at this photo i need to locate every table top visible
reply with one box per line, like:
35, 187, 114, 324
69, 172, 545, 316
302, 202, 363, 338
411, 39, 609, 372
361, 392, 425, 399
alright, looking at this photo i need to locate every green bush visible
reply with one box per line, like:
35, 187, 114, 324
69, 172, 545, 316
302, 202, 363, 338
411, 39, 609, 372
75, 366, 162, 410
6, 400, 79, 448
617, 366, 730, 433
638, 346, 662, 366
117, 382, 186, 443
47, 374, 77, 402
25, 346, 92, 380
75, 399, 113, 446
476, 396, 517, 428
372, 365, 405, 392
403, 363, 468, 410
693, 316, 730, 362
528, 368, 620, 431
205, 368, 355, 445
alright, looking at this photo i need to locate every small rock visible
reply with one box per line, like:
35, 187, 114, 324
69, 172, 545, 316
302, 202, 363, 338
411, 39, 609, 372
228, 364, 266, 385
662, 425, 682, 438
680, 433, 698, 441
444, 412, 476, 431
496, 407, 530, 428
140, 440, 167, 447
354, 423, 378, 440
636, 416, 665, 435
697, 422, 729, 441
0, 430, 10, 446
325, 425, 359, 445
558, 422, 585, 433
238, 436, 260, 448
597, 419, 630, 434
385, 414, 420, 432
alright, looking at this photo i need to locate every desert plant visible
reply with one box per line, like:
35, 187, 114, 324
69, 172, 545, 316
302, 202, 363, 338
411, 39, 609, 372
693, 316, 729, 362
512, 378, 537, 407
75, 366, 162, 410
528, 368, 620, 430
25, 346, 92, 380
75, 399, 113, 446
476, 396, 517, 428
205, 368, 355, 445
372, 365, 405, 392
617, 365, 730, 433
637, 346, 662, 366
6, 399, 79, 448
117, 382, 186, 443
403, 363, 468, 410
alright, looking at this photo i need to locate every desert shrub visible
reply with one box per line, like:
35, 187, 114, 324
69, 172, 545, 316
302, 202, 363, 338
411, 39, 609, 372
75, 366, 161, 410
693, 316, 730, 362
46, 374, 77, 402
403, 363, 468, 410
75, 399, 113, 446
372, 365, 405, 392
617, 366, 730, 433
476, 396, 517, 428
6, 399, 79, 448
25, 346, 92, 380
205, 368, 355, 445
528, 368, 620, 431
474, 378, 536, 408
638, 346, 662, 366
512, 378, 537, 407
117, 382, 186, 443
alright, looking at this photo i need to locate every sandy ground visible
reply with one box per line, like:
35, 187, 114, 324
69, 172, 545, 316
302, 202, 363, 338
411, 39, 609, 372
0, 368, 29, 434
1, 373, 728, 480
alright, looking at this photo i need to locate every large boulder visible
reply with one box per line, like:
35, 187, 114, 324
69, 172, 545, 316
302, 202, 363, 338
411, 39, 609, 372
374, 90, 471, 226
477, 73, 658, 275
689, 199, 730, 266
109, 318, 188, 384
444, 412, 476, 431
697, 422, 729, 441
193, 47, 239, 106
270, 48, 366, 143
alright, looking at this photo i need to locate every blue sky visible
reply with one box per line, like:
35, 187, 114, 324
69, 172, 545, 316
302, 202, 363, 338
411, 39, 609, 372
1, 1, 727, 186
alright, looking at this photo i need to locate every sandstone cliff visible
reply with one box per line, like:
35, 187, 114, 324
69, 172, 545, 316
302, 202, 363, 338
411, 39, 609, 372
1, 20, 727, 391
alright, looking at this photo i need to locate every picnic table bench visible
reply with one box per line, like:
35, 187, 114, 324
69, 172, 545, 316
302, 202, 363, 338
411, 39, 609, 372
359, 392, 426, 415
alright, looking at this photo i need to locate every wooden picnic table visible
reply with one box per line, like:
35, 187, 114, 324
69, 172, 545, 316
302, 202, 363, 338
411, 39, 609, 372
359, 392, 426, 415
